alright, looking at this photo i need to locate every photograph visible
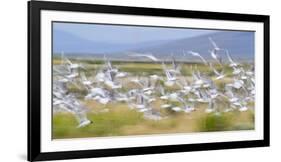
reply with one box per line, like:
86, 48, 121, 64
28, 1, 269, 160
52, 22, 256, 139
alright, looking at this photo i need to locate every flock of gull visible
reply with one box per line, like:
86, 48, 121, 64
53, 38, 255, 128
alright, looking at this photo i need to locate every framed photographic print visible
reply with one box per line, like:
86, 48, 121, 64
28, 0, 270, 161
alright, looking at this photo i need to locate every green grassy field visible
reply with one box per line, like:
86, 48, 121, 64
52, 58, 254, 139
53, 102, 254, 139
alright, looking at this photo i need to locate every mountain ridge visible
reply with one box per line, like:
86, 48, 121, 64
53, 29, 254, 60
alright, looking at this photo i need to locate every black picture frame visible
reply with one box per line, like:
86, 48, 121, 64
28, 0, 270, 161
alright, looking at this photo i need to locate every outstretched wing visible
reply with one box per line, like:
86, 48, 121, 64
188, 51, 208, 65
209, 37, 219, 49
129, 53, 159, 62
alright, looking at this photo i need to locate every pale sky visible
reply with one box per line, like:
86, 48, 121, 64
53, 22, 217, 44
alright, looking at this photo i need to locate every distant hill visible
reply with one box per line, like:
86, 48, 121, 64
132, 31, 254, 60
54, 29, 254, 61
53, 29, 131, 53
53, 29, 171, 54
